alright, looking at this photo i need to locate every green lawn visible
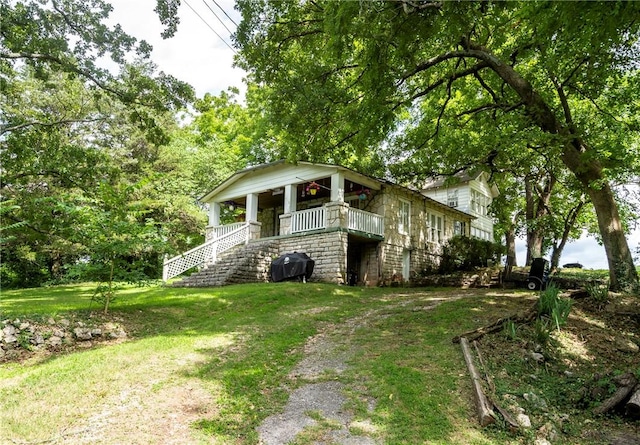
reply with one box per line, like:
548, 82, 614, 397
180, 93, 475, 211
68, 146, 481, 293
0, 283, 547, 444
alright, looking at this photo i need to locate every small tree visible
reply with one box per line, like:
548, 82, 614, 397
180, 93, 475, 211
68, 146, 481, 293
72, 181, 165, 313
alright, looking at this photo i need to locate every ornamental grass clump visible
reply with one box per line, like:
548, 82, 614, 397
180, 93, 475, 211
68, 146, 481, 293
537, 284, 573, 332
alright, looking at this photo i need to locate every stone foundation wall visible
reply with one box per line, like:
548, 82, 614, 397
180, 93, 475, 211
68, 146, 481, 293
279, 230, 348, 284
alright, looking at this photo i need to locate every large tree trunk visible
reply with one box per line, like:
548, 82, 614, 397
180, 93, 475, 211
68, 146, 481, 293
463, 42, 639, 291
524, 174, 554, 265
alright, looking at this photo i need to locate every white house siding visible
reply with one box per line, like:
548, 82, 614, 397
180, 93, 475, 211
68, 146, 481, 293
423, 173, 496, 242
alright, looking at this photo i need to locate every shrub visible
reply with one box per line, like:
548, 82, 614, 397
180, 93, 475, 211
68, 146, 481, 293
439, 235, 504, 273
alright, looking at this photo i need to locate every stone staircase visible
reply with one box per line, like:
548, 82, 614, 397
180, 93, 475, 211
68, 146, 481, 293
172, 239, 281, 287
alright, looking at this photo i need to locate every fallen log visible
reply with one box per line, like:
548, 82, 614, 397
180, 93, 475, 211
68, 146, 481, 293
453, 303, 537, 343
472, 340, 520, 431
460, 337, 496, 426
625, 386, 640, 419
593, 373, 638, 416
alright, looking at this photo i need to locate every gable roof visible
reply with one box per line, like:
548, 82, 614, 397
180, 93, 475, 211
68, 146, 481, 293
422, 169, 499, 198
200, 160, 475, 220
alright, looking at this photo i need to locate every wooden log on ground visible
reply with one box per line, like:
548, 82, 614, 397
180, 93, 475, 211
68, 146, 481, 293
625, 386, 640, 419
593, 373, 638, 416
460, 337, 496, 426
472, 340, 519, 430
453, 303, 537, 343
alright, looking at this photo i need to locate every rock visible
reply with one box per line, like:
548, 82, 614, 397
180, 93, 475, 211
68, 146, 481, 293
32, 334, 45, 345
534, 439, 551, 445
516, 413, 531, 428
48, 318, 56, 325
3, 334, 17, 344
3, 325, 17, 337
52, 328, 65, 338
73, 327, 93, 341
524, 392, 548, 411
530, 351, 545, 363
91, 328, 102, 337
59, 319, 70, 327
48, 336, 62, 346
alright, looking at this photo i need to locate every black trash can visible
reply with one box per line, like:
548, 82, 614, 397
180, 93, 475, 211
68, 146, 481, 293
527, 258, 549, 291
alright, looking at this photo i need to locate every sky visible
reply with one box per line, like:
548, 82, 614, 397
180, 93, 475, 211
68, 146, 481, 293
106, 1, 639, 270
108, 0, 244, 98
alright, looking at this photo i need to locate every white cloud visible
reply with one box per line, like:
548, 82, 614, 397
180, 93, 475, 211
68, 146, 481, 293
107, 0, 244, 98
516, 228, 640, 270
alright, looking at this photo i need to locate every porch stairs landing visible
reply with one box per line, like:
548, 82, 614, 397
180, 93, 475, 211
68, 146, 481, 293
172, 240, 280, 287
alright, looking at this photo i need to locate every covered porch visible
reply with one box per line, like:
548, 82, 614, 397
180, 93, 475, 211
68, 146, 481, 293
203, 162, 385, 241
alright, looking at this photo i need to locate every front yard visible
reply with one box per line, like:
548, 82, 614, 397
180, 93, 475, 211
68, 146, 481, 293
0, 282, 638, 444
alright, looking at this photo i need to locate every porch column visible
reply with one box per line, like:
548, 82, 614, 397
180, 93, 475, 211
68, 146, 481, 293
284, 183, 297, 214
208, 201, 221, 226
331, 172, 345, 202
246, 193, 259, 223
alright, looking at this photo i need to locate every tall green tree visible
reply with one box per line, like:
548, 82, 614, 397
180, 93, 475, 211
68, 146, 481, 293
232, 0, 640, 290
1, 0, 199, 288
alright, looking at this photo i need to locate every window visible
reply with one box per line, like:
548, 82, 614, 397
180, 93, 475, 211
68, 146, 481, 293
471, 190, 489, 216
454, 221, 466, 236
436, 216, 442, 242
447, 189, 458, 208
399, 199, 411, 235
430, 214, 437, 242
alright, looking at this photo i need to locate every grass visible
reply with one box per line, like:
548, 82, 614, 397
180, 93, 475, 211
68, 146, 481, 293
1, 282, 629, 444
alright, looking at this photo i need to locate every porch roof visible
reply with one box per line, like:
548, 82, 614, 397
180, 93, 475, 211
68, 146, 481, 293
200, 160, 382, 203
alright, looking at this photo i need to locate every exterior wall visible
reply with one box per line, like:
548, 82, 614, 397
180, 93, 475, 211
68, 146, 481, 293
377, 186, 463, 284
423, 174, 496, 241
279, 230, 348, 284
259, 206, 283, 238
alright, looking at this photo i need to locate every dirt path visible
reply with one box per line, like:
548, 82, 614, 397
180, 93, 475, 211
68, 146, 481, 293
257, 295, 452, 445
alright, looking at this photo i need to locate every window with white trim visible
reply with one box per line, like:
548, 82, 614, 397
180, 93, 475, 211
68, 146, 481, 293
399, 199, 411, 235
454, 221, 466, 236
471, 190, 489, 216
447, 189, 458, 208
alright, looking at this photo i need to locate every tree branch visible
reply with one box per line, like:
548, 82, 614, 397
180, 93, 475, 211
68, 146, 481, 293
0, 117, 106, 136
1, 51, 124, 100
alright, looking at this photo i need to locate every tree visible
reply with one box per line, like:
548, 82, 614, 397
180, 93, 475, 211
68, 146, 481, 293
1, 1, 201, 288
233, 0, 640, 290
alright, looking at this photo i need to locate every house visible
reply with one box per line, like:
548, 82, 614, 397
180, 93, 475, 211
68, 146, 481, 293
163, 161, 475, 287
421, 170, 499, 242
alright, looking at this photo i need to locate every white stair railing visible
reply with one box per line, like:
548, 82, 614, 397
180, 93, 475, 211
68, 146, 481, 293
163, 223, 249, 281
291, 207, 327, 233
348, 208, 384, 237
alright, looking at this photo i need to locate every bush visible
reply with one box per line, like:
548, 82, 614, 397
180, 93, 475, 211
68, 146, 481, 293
439, 235, 504, 273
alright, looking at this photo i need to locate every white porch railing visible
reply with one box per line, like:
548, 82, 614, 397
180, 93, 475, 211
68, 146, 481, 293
162, 222, 250, 281
210, 222, 246, 240
348, 208, 384, 237
291, 207, 327, 233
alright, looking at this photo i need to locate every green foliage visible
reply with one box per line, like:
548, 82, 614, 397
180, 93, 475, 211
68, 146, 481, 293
502, 319, 519, 341
532, 318, 552, 347
538, 284, 573, 332
234, 0, 640, 290
439, 235, 503, 273
585, 281, 610, 305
